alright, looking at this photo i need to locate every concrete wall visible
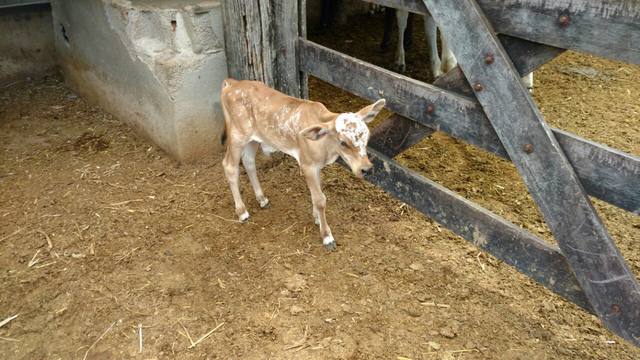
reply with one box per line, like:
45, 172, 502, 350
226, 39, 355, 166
0, 3, 56, 84
51, 0, 227, 163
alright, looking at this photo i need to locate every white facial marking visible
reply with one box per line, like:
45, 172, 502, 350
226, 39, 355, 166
335, 113, 369, 156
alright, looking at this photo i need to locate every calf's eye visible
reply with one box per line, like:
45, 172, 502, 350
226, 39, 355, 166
340, 141, 349, 147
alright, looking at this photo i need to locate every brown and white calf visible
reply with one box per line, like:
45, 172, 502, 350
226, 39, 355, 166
220, 79, 386, 250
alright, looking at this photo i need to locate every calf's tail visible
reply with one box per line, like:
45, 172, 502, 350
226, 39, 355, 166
220, 79, 234, 146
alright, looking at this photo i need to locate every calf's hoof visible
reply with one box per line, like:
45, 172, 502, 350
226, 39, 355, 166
259, 198, 270, 209
238, 211, 250, 223
323, 235, 337, 251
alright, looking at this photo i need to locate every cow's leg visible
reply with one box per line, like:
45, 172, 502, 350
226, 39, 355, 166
522, 72, 534, 93
242, 141, 270, 209
424, 14, 443, 78
380, 7, 394, 51
302, 166, 335, 250
394, 10, 409, 73
223, 141, 250, 222
440, 34, 457, 74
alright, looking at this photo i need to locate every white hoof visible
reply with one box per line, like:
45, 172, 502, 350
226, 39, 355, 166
259, 198, 270, 209
238, 211, 250, 222
323, 235, 336, 251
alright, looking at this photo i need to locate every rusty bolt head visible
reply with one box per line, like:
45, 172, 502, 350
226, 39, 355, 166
485, 55, 495, 65
558, 15, 570, 28
474, 83, 484, 92
426, 105, 435, 114
523, 143, 534, 154
611, 304, 622, 314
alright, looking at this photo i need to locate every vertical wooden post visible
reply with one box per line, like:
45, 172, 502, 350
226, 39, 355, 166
221, 0, 274, 86
298, 0, 309, 99
221, 0, 301, 97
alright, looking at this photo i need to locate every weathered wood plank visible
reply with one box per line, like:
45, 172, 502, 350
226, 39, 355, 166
299, 40, 640, 214
221, 0, 276, 85
360, 0, 640, 64
272, 0, 301, 96
422, 0, 640, 345
554, 129, 640, 215
221, 0, 301, 97
354, 148, 592, 310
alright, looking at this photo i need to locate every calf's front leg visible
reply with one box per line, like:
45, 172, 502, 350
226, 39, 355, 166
302, 166, 335, 250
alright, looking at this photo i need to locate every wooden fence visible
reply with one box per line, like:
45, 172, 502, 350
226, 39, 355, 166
222, 0, 640, 346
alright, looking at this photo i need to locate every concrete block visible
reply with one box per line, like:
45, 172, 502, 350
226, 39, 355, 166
0, 3, 56, 84
51, 0, 228, 162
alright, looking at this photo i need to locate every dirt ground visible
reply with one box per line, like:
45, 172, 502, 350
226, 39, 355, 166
1, 12, 639, 360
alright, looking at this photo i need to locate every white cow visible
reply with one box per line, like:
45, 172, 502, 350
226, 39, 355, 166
393, 9, 534, 91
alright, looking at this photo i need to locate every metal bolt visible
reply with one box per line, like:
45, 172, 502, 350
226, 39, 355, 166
474, 83, 484, 92
558, 15, 570, 28
611, 304, 622, 314
523, 143, 534, 154
485, 55, 495, 65
426, 105, 435, 114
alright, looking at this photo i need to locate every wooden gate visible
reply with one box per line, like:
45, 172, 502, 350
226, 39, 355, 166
222, 0, 640, 346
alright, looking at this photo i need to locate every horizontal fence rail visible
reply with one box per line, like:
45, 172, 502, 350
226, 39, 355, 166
352, 149, 593, 310
361, 0, 640, 65
299, 39, 640, 214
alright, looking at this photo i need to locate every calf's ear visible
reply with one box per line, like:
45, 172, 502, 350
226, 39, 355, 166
300, 124, 330, 141
358, 99, 386, 123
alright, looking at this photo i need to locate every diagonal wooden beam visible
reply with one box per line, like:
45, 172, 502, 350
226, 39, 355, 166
421, 0, 640, 346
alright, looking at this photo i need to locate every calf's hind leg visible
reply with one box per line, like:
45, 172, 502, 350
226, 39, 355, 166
242, 141, 270, 209
223, 141, 250, 222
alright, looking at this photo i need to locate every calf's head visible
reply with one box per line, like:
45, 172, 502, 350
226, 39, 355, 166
300, 99, 386, 178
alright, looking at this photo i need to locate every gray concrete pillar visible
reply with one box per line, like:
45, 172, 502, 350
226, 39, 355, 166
51, 0, 228, 163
